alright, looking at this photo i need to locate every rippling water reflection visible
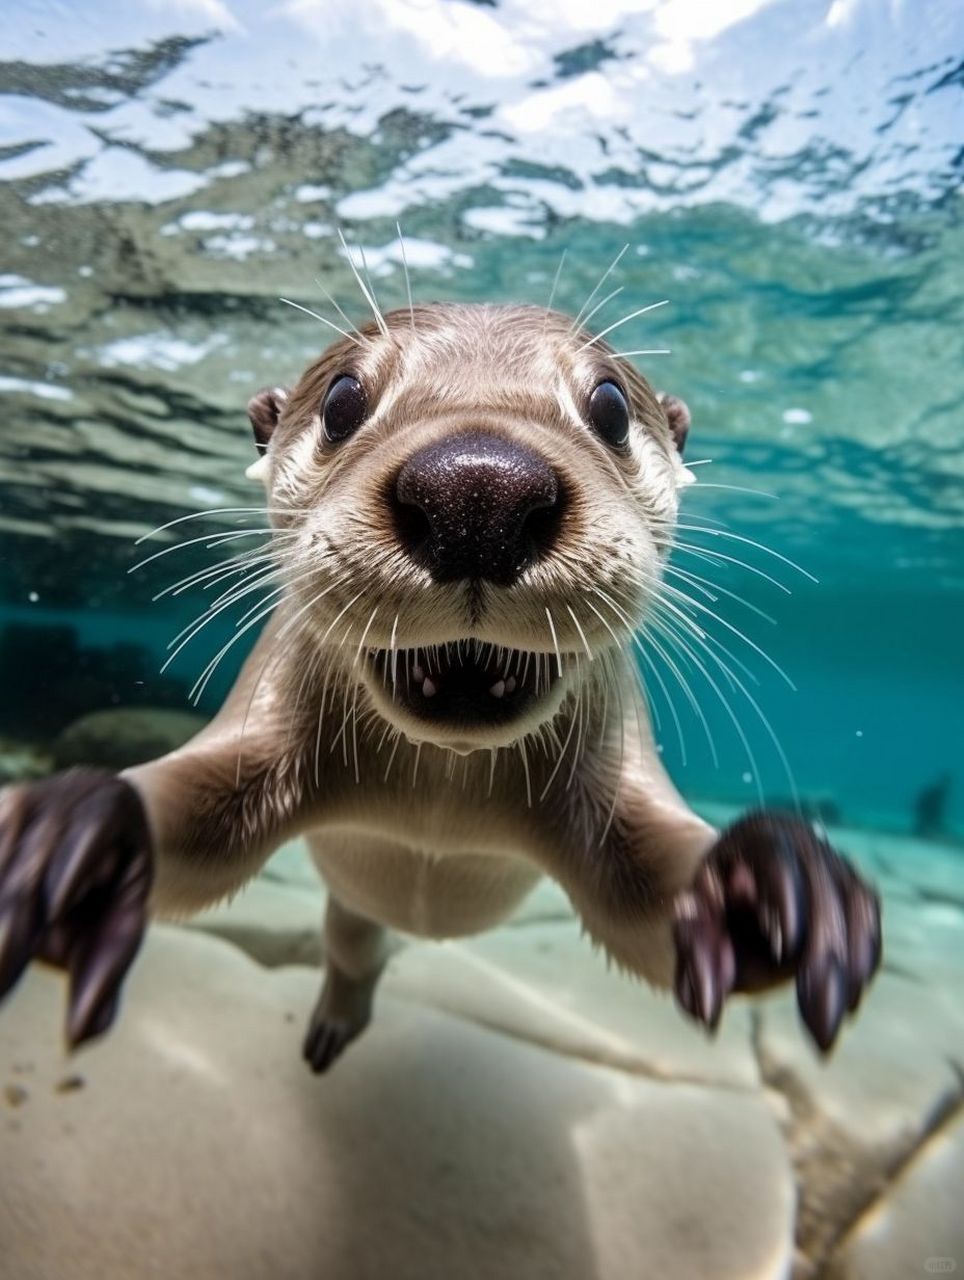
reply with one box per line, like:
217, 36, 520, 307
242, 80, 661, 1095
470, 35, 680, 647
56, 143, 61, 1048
1, 0, 961, 826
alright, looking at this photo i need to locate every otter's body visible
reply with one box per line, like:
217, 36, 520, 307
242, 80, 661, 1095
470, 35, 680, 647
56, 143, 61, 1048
0, 302, 880, 1067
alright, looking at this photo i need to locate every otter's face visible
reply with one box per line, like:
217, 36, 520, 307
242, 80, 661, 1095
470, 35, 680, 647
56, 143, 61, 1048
248, 303, 692, 752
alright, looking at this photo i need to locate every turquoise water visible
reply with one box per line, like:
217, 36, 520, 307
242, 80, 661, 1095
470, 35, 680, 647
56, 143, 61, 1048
1, 0, 962, 833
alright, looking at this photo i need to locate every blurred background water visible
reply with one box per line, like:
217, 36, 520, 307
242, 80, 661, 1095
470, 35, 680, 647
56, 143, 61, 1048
0, 0, 961, 835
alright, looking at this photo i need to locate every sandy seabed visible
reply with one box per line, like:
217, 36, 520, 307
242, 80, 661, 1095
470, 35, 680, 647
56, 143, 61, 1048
1, 805, 962, 1280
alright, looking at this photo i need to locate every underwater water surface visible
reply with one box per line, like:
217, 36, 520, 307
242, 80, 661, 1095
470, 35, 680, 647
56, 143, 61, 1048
0, 0, 962, 836
2, 6, 964, 1280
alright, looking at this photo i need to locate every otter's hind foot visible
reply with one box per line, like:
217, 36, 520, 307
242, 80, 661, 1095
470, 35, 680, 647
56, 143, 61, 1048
302, 963, 379, 1074
303, 1015, 363, 1074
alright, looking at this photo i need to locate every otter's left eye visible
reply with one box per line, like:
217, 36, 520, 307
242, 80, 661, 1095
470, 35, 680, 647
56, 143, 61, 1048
323, 374, 368, 442
588, 381, 630, 449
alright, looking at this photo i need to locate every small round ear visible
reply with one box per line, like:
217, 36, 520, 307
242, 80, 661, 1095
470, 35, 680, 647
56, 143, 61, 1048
657, 392, 691, 455
247, 386, 288, 450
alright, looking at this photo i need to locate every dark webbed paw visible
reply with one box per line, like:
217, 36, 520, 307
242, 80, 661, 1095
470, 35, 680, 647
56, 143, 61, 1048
302, 961, 378, 1074
302, 1017, 359, 1074
0, 768, 153, 1048
672, 811, 881, 1052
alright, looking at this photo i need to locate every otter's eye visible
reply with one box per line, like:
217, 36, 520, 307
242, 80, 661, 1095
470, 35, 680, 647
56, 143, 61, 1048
588, 380, 630, 449
322, 374, 367, 442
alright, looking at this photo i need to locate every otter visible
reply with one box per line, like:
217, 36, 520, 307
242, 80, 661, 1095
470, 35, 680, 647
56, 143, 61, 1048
0, 302, 880, 1070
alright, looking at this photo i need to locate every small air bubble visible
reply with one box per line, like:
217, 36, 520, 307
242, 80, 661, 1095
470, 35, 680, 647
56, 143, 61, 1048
741, 771, 753, 784
855, 729, 863, 737
782, 408, 812, 425
27, 591, 39, 603
189, 485, 226, 504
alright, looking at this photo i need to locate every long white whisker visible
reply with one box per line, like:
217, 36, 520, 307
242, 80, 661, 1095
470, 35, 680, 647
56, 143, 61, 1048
279, 297, 362, 346
663, 563, 776, 625
632, 573, 795, 689
313, 277, 367, 343
152, 543, 285, 600
686, 481, 778, 500
577, 284, 624, 334
338, 229, 389, 337
646, 620, 719, 767
538, 689, 580, 801
611, 349, 672, 359
130, 528, 276, 571
670, 540, 792, 593
517, 736, 533, 808
599, 662, 625, 846
673, 523, 818, 582
161, 570, 283, 671
637, 639, 686, 766
357, 242, 386, 327
570, 243, 628, 332
545, 607, 563, 678
186, 567, 345, 701
134, 507, 298, 544
565, 604, 594, 661
396, 221, 416, 334
578, 299, 669, 352
656, 613, 765, 807
543, 247, 568, 331
353, 607, 379, 668
382, 730, 401, 784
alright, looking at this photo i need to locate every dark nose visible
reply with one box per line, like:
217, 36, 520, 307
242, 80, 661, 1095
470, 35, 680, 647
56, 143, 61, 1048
392, 432, 562, 586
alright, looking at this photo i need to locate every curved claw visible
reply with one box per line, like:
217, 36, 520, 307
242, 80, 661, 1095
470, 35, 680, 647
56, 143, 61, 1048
673, 810, 882, 1053
0, 769, 153, 1050
303, 1019, 355, 1074
673, 893, 736, 1033
797, 954, 848, 1053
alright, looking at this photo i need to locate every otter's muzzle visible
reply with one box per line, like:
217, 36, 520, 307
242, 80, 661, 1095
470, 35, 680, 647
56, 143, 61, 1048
391, 432, 562, 586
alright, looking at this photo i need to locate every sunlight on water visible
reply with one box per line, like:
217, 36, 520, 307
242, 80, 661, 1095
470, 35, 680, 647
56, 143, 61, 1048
0, 0, 961, 829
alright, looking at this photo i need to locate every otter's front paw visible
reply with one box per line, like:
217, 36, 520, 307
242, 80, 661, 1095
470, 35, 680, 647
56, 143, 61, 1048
0, 768, 153, 1048
671, 811, 881, 1052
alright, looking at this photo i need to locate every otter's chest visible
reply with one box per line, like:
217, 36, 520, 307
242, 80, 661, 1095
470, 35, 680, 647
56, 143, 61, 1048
305, 828, 541, 938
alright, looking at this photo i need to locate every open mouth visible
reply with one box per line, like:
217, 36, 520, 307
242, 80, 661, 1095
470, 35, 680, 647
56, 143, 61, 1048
368, 640, 561, 727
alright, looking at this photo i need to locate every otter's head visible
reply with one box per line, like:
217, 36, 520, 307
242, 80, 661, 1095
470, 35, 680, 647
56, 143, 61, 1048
247, 303, 692, 753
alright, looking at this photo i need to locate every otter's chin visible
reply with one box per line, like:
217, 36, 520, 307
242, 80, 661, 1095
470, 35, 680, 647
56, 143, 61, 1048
362, 640, 569, 749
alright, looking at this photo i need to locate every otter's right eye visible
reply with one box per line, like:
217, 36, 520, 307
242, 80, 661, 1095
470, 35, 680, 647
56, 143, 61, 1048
322, 374, 368, 442
588, 380, 630, 449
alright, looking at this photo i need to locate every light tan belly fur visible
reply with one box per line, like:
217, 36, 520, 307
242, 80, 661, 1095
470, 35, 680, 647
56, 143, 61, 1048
306, 828, 542, 938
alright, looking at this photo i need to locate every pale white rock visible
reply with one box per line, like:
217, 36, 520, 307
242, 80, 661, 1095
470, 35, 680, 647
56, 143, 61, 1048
756, 971, 964, 1157
386, 920, 760, 1090
187, 883, 756, 1088
879, 892, 964, 986
757, 967, 957, 1269
0, 927, 794, 1280
877, 836, 964, 905
830, 827, 963, 906
823, 1112, 964, 1280
187, 877, 324, 967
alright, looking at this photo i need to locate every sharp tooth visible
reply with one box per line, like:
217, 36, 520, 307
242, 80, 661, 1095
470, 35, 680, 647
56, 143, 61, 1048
422, 677, 437, 697
412, 664, 425, 682
489, 679, 506, 699
504, 676, 517, 694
